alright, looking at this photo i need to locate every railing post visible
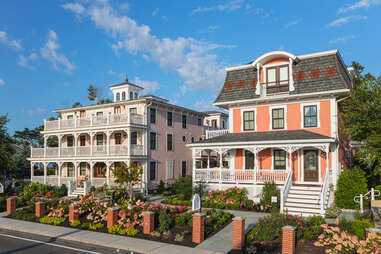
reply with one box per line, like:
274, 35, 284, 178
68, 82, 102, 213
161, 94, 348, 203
58, 118, 61, 130
371, 188, 375, 200
280, 192, 284, 212
360, 194, 364, 214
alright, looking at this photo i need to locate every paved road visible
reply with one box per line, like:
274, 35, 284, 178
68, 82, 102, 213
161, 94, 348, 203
0, 229, 135, 254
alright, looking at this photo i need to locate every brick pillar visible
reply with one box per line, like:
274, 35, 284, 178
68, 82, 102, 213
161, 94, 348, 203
35, 202, 46, 217
69, 204, 79, 223
232, 217, 245, 250
192, 213, 205, 244
143, 211, 155, 234
6, 198, 16, 216
282, 226, 296, 254
107, 208, 119, 229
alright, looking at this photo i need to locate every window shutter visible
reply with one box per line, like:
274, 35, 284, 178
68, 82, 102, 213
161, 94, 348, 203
166, 160, 174, 179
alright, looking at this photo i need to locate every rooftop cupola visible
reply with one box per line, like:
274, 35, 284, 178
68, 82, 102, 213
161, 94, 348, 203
109, 78, 144, 102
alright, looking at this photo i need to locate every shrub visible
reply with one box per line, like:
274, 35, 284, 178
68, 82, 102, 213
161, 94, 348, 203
325, 206, 342, 218
171, 176, 193, 200
108, 224, 123, 234
174, 233, 184, 242
39, 216, 65, 225
150, 231, 161, 237
157, 180, 165, 194
81, 222, 91, 229
88, 223, 104, 230
335, 166, 368, 209
260, 181, 280, 208
121, 227, 139, 236
159, 212, 171, 232
350, 219, 374, 240
307, 215, 326, 236
70, 219, 81, 227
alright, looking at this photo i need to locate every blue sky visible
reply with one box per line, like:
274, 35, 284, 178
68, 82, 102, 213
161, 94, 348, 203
1, 0, 380, 134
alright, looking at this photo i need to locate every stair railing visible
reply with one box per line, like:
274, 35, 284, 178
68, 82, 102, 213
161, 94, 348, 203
320, 171, 330, 215
67, 180, 77, 196
354, 188, 381, 213
280, 170, 293, 213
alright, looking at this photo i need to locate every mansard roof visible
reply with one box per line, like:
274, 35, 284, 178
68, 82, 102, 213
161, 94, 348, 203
214, 50, 352, 104
193, 130, 334, 145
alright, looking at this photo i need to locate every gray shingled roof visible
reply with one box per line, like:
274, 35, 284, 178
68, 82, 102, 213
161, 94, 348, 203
195, 130, 333, 144
214, 51, 351, 104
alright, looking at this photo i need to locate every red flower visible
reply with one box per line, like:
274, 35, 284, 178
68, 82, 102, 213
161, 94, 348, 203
12, 193, 17, 196
45, 192, 52, 197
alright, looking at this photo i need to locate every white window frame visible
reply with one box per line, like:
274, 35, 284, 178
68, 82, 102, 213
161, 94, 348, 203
166, 160, 174, 180
271, 149, 287, 171
166, 132, 174, 152
270, 105, 287, 130
300, 148, 322, 184
300, 102, 320, 129
241, 108, 257, 132
149, 160, 157, 181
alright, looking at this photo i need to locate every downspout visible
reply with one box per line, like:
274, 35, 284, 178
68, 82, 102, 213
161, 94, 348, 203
145, 100, 153, 195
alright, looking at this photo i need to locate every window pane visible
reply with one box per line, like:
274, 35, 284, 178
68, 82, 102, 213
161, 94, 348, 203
150, 108, 156, 124
268, 68, 276, 83
150, 162, 156, 180
279, 66, 288, 81
150, 132, 156, 150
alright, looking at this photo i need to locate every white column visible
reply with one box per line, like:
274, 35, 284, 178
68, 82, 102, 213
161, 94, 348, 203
128, 129, 132, 155
58, 135, 62, 157
90, 133, 94, 156
219, 149, 223, 183
255, 63, 261, 95
325, 146, 329, 183
30, 162, 34, 178
106, 132, 110, 156
58, 163, 62, 186
90, 162, 94, 186
43, 135, 47, 157
106, 162, 110, 185
74, 134, 78, 156
74, 162, 78, 179
254, 149, 258, 185
58, 117, 61, 129
43, 163, 47, 184
289, 58, 295, 91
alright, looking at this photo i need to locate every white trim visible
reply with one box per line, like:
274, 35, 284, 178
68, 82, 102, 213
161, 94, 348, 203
270, 105, 287, 130
214, 88, 350, 107
187, 139, 334, 147
263, 61, 289, 68
331, 98, 338, 138
300, 102, 320, 129
298, 49, 338, 60
240, 108, 257, 132
251, 51, 297, 67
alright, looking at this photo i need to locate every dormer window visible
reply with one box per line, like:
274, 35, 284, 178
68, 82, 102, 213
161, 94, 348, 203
266, 65, 289, 94
122, 92, 126, 101
116, 92, 120, 102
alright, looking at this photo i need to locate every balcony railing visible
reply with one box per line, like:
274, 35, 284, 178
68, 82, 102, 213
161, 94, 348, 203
266, 84, 289, 94
44, 113, 145, 131
205, 129, 229, 139
194, 168, 289, 184
31, 144, 145, 158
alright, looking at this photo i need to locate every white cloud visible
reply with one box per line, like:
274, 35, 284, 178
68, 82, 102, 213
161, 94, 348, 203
327, 15, 367, 27
198, 25, 221, 34
193, 100, 221, 112
107, 69, 116, 75
152, 8, 159, 16
284, 18, 303, 29
191, 0, 247, 14
338, 0, 381, 14
0, 79, 4, 86
18, 52, 38, 69
0, 30, 23, 51
61, 3, 85, 14
132, 77, 159, 94
329, 35, 356, 44
63, 0, 230, 92
40, 30, 75, 73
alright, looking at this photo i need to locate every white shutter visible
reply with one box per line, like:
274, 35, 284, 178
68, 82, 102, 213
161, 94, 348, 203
166, 160, 174, 179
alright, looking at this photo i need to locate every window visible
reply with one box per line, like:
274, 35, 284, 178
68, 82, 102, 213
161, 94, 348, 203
80, 135, 86, 146
131, 132, 137, 145
122, 92, 126, 101
267, 65, 289, 86
96, 112, 103, 117
222, 120, 225, 129
182, 115, 187, 129
198, 118, 202, 126
182, 160, 187, 177
305, 150, 318, 171
191, 137, 195, 143
150, 108, 156, 124
243, 111, 255, 131
167, 133, 173, 151
67, 115, 73, 120
134, 92, 138, 99
212, 120, 217, 127
150, 132, 156, 150
129, 107, 137, 114
80, 162, 87, 176
149, 161, 156, 180
167, 111, 173, 126
114, 106, 121, 114
273, 150, 286, 170
116, 93, 120, 102
304, 105, 318, 128
67, 163, 74, 177
96, 134, 103, 145
272, 108, 285, 129
129, 92, 133, 100
166, 160, 174, 179
67, 136, 74, 147
182, 136, 186, 143
115, 133, 121, 145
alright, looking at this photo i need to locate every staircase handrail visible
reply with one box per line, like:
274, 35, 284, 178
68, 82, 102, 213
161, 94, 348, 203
319, 171, 330, 215
84, 180, 91, 195
354, 188, 381, 213
68, 180, 77, 196
280, 170, 293, 213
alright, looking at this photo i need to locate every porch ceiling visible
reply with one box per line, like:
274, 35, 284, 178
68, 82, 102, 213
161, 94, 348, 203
192, 130, 334, 145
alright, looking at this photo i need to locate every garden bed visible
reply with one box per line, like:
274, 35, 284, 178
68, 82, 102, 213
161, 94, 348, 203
7, 195, 232, 247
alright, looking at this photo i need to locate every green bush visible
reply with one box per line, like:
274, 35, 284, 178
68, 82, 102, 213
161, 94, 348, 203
335, 166, 368, 209
307, 215, 326, 236
70, 219, 81, 227
260, 181, 280, 208
159, 212, 171, 232
157, 180, 165, 194
121, 227, 139, 236
171, 176, 193, 200
81, 222, 91, 229
88, 223, 104, 230
350, 219, 374, 240
174, 213, 192, 227
108, 224, 123, 234
39, 216, 65, 225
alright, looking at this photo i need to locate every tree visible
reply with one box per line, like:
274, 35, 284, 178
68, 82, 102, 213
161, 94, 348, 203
72, 102, 82, 108
112, 163, 143, 202
341, 62, 381, 180
88, 85, 98, 102
0, 115, 16, 183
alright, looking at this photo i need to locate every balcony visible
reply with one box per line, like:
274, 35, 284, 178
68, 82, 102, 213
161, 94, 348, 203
205, 129, 229, 139
30, 144, 145, 158
44, 113, 145, 131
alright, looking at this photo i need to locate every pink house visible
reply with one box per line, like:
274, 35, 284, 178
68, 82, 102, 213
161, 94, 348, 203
188, 50, 353, 216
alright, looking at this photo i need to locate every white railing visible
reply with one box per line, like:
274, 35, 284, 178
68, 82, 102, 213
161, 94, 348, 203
194, 168, 289, 184
109, 145, 128, 155
60, 147, 75, 157
44, 113, 145, 131
205, 129, 229, 139
319, 171, 330, 215
77, 146, 91, 156
354, 188, 381, 214
93, 145, 106, 156
31, 148, 44, 157
280, 170, 293, 213
130, 144, 144, 155
45, 147, 59, 157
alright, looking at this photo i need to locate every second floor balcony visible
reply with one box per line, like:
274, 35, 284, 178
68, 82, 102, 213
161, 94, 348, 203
44, 113, 145, 131
30, 144, 145, 158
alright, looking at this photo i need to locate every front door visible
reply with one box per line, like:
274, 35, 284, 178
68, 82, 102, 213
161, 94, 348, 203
304, 150, 319, 182
245, 150, 254, 169
94, 164, 105, 177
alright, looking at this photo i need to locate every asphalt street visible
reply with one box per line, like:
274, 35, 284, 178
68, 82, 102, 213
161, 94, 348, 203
0, 228, 136, 254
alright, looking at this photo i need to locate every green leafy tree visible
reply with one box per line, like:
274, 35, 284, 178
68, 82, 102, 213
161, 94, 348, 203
112, 163, 143, 201
88, 85, 98, 102
171, 176, 193, 200
0, 115, 16, 183
72, 102, 82, 108
341, 62, 381, 179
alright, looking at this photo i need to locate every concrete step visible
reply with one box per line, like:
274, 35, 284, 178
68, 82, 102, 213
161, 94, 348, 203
290, 186, 321, 191
286, 198, 320, 204
289, 189, 321, 195
285, 202, 320, 209
287, 211, 322, 217
288, 192, 320, 198
284, 206, 321, 214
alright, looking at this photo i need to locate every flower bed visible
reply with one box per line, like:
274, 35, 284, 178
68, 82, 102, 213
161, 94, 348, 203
163, 187, 273, 212
7, 195, 232, 247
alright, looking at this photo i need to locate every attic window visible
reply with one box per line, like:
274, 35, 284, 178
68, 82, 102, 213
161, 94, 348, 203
266, 65, 289, 94
116, 93, 120, 102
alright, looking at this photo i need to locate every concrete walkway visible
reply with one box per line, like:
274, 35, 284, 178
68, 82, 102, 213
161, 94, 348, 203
196, 210, 267, 254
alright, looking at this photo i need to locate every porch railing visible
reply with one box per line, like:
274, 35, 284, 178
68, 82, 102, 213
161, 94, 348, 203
205, 129, 229, 139
194, 168, 289, 184
280, 170, 293, 213
320, 170, 330, 215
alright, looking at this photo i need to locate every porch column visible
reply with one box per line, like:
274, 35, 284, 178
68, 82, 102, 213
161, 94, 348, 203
128, 129, 132, 156
90, 132, 94, 156
30, 162, 34, 178
287, 146, 291, 172
106, 161, 110, 185
43, 163, 47, 184
74, 134, 78, 156
325, 146, 329, 183
58, 162, 62, 186
207, 153, 210, 168
74, 162, 78, 179
106, 131, 111, 156
219, 149, 223, 183
90, 161, 94, 186
58, 135, 62, 157
192, 149, 196, 181
254, 148, 258, 185
43, 135, 47, 157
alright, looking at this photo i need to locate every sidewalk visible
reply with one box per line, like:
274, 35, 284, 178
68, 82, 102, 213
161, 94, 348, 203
0, 212, 221, 254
